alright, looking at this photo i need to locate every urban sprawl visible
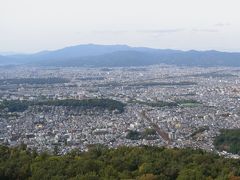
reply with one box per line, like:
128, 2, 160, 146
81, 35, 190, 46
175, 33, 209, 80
0, 65, 240, 158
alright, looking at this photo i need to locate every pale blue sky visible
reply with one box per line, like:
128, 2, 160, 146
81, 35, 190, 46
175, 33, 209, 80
0, 0, 240, 53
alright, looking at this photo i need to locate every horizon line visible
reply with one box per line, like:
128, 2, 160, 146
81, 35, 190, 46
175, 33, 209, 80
1, 43, 240, 56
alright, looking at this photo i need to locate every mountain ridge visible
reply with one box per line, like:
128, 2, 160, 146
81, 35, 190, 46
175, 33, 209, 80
1, 44, 240, 67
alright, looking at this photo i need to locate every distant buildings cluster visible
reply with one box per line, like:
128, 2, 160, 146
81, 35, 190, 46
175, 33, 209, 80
0, 65, 240, 158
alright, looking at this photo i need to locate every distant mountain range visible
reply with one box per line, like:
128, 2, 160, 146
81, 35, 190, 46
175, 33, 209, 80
1, 44, 240, 67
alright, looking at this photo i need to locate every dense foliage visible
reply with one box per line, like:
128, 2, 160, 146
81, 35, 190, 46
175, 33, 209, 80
39, 99, 125, 113
0, 145, 240, 180
0, 99, 125, 113
126, 130, 142, 140
126, 129, 158, 140
214, 129, 240, 155
191, 126, 209, 137
174, 99, 201, 105
0, 100, 30, 112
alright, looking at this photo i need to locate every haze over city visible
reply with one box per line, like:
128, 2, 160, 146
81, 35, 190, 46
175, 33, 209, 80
1, 0, 240, 179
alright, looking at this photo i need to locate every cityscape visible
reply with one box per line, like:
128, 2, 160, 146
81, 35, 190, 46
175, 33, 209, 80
2, 0, 240, 178
1, 65, 240, 158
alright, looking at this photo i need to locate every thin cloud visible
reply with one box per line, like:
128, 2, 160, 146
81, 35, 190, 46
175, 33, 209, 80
138, 29, 185, 34
92, 30, 129, 34
91, 29, 184, 34
215, 23, 231, 27
192, 28, 219, 33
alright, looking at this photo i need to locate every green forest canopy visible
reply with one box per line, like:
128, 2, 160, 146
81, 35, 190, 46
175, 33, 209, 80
0, 145, 240, 180
214, 129, 240, 155
0, 98, 125, 113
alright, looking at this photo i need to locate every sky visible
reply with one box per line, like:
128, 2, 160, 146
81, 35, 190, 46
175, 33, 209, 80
0, 0, 240, 53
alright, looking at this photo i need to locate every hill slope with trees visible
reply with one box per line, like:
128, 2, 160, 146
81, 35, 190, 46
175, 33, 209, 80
0, 145, 240, 180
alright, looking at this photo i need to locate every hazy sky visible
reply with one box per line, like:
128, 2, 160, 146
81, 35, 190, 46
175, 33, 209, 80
0, 0, 240, 53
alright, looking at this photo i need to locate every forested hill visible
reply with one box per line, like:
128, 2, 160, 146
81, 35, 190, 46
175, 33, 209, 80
2, 44, 240, 67
0, 145, 240, 179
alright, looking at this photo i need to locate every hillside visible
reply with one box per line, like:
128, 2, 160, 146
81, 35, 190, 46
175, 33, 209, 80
0, 145, 240, 179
